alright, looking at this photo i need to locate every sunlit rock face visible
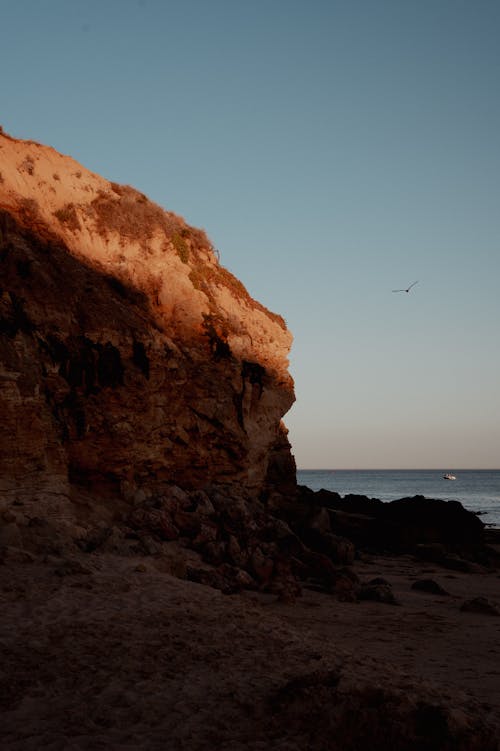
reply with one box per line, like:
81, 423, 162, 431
0, 130, 295, 520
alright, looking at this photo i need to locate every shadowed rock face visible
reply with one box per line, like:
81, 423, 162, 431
0, 132, 296, 518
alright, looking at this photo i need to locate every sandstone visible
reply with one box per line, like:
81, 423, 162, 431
0, 131, 296, 563
0, 131, 430, 601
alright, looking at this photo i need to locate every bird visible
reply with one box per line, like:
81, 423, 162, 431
392, 281, 418, 293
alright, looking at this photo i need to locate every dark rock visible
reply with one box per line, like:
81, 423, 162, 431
270, 489, 356, 567
358, 583, 399, 605
187, 563, 257, 594
172, 509, 201, 538
53, 558, 92, 576
411, 579, 450, 596
439, 555, 476, 573
300, 528, 356, 565
460, 597, 500, 616
297, 487, 488, 563
384, 496, 484, 548
202, 541, 227, 566
80, 525, 113, 552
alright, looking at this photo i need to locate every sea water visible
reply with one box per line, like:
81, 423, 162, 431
297, 469, 500, 528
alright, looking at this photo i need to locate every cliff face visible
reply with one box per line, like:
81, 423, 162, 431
0, 131, 296, 525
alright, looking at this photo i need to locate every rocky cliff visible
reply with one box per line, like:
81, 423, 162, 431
0, 129, 296, 535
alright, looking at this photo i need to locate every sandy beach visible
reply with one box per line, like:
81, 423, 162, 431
2, 542, 499, 750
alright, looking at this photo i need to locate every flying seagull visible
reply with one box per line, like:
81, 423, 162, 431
392, 281, 419, 293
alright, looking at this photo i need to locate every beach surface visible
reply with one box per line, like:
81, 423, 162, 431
2, 545, 499, 750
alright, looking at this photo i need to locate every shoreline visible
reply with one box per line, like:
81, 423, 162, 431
297, 469, 500, 529
2, 486, 500, 749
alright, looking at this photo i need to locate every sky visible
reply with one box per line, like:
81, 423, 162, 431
1, 0, 499, 469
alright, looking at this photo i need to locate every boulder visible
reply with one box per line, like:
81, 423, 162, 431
411, 579, 450, 596
358, 583, 399, 605
297, 487, 489, 562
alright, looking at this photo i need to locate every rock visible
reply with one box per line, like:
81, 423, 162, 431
84, 525, 134, 556
0, 130, 296, 581
189, 490, 215, 516
81, 525, 113, 552
187, 563, 256, 594
192, 520, 218, 547
157, 515, 180, 542
172, 509, 201, 538
299, 526, 356, 565
460, 597, 500, 616
138, 534, 164, 556
226, 534, 242, 564
411, 579, 450, 596
202, 541, 227, 566
358, 583, 399, 605
385, 495, 485, 546
308, 506, 331, 534
331, 568, 359, 601
53, 558, 92, 576
153, 543, 188, 579
299, 487, 489, 562
233, 567, 258, 590
439, 555, 476, 573
250, 547, 275, 585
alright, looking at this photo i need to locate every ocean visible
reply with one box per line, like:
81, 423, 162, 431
297, 469, 500, 528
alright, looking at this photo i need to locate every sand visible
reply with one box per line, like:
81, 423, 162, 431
1, 547, 499, 750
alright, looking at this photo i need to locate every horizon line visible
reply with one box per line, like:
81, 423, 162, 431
296, 467, 500, 472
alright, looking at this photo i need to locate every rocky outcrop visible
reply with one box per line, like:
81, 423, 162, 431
0, 130, 296, 560
292, 486, 494, 568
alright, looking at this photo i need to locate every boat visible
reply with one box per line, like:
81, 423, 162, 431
443, 473, 456, 480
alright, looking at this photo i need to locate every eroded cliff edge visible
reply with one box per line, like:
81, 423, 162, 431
0, 131, 296, 531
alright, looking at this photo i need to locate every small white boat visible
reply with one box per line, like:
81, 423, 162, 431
443, 473, 456, 480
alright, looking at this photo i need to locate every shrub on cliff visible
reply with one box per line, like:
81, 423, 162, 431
54, 203, 81, 232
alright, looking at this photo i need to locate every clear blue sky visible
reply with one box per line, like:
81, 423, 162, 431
2, 0, 499, 468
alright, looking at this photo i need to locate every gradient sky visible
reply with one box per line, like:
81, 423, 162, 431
2, 0, 499, 468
